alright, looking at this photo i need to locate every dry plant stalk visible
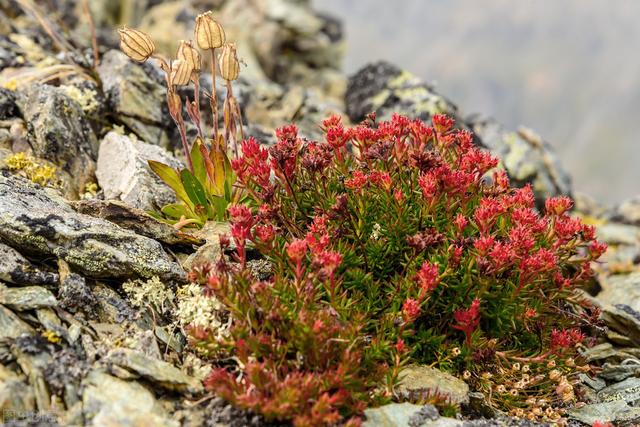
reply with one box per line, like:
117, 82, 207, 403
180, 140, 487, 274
117, 12, 243, 171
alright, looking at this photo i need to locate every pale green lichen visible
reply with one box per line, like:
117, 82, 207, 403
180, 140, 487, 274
5, 152, 57, 186
61, 85, 99, 114
174, 283, 228, 336
123, 276, 175, 314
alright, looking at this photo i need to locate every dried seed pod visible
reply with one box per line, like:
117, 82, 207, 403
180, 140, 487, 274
170, 59, 193, 86
219, 43, 240, 81
194, 11, 225, 50
177, 40, 201, 72
118, 27, 155, 62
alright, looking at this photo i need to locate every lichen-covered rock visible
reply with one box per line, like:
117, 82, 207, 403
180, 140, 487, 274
0, 242, 59, 286
105, 348, 202, 393
598, 275, 640, 313
81, 370, 179, 427
15, 84, 97, 197
395, 365, 470, 405
97, 50, 169, 146
0, 304, 34, 339
0, 284, 57, 311
0, 172, 185, 281
70, 199, 201, 246
96, 131, 183, 212
346, 61, 572, 205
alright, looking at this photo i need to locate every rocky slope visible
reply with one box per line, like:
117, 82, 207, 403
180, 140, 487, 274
0, 1, 638, 426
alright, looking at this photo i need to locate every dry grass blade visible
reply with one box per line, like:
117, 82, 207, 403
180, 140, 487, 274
0, 64, 94, 90
15, 0, 76, 54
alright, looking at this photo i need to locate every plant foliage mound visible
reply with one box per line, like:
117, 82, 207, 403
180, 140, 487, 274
189, 114, 604, 425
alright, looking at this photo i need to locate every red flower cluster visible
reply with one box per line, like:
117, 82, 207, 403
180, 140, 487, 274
195, 113, 605, 423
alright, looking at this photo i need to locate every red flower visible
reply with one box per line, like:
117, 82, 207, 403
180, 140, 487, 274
418, 173, 438, 199
415, 261, 439, 293
588, 241, 608, 259
592, 421, 614, 427
345, 170, 368, 191
286, 239, 308, 264
454, 213, 468, 234
550, 328, 584, 352
452, 298, 481, 346
395, 339, 407, 353
402, 298, 421, 322
432, 114, 454, 132
254, 224, 275, 244
545, 196, 573, 216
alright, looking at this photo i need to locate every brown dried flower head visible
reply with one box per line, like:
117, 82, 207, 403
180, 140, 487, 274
118, 27, 155, 62
195, 11, 225, 50
170, 59, 193, 86
219, 43, 240, 81
177, 40, 201, 72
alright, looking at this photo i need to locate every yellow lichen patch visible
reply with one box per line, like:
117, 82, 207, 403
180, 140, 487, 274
5, 152, 58, 186
61, 85, 99, 114
42, 330, 61, 344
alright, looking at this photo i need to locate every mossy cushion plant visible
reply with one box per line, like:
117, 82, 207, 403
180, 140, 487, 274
185, 113, 605, 426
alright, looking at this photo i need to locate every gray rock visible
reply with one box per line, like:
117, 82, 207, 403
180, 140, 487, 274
105, 348, 202, 393
15, 84, 97, 197
70, 199, 202, 246
596, 222, 640, 246
97, 50, 168, 146
614, 197, 640, 226
57, 261, 98, 316
598, 272, 640, 315
0, 242, 59, 286
364, 403, 462, 427
345, 62, 572, 205
82, 370, 179, 427
602, 304, 640, 341
0, 87, 18, 119
0, 305, 34, 339
597, 377, 640, 403
569, 400, 640, 425
0, 365, 36, 416
600, 362, 640, 382
396, 365, 469, 405
0, 284, 57, 311
0, 172, 185, 281
96, 131, 183, 212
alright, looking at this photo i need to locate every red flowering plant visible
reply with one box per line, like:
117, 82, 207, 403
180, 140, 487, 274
191, 113, 604, 423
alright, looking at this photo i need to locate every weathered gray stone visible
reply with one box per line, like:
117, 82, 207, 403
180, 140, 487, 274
569, 400, 640, 425
96, 131, 183, 212
97, 50, 168, 146
615, 197, 640, 226
598, 377, 640, 403
16, 84, 97, 197
396, 365, 469, 405
596, 222, 640, 246
364, 403, 462, 427
0, 172, 185, 281
0, 284, 57, 311
70, 199, 202, 246
0, 242, 59, 286
82, 370, 179, 427
600, 362, 640, 383
598, 274, 640, 312
105, 348, 202, 393
0, 365, 36, 416
0, 304, 34, 339
601, 305, 640, 344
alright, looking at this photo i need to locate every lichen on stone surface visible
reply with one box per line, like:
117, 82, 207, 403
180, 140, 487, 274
123, 276, 175, 314
174, 283, 228, 337
5, 152, 58, 186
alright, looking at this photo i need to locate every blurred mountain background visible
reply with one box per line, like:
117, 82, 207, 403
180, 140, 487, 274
314, 0, 640, 205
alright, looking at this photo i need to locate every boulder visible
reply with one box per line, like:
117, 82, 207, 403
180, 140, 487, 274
0, 172, 185, 281
96, 131, 182, 212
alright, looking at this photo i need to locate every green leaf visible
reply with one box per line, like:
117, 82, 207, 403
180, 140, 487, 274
180, 169, 210, 219
209, 194, 229, 219
190, 137, 208, 187
209, 139, 227, 197
161, 203, 188, 219
148, 160, 192, 208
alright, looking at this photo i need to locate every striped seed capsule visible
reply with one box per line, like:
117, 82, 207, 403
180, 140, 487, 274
177, 40, 201, 72
219, 43, 240, 81
118, 27, 155, 63
194, 11, 225, 50
170, 59, 193, 86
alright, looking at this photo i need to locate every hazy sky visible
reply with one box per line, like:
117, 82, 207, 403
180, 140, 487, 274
314, 0, 640, 205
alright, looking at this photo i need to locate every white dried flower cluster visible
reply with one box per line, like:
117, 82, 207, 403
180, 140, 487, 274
174, 283, 227, 333
122, 276, 175, 313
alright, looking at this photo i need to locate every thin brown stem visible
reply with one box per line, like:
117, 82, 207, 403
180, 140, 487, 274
193, 76, 205, 140
80, 0, 99, 69
210, 49, 220, 144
